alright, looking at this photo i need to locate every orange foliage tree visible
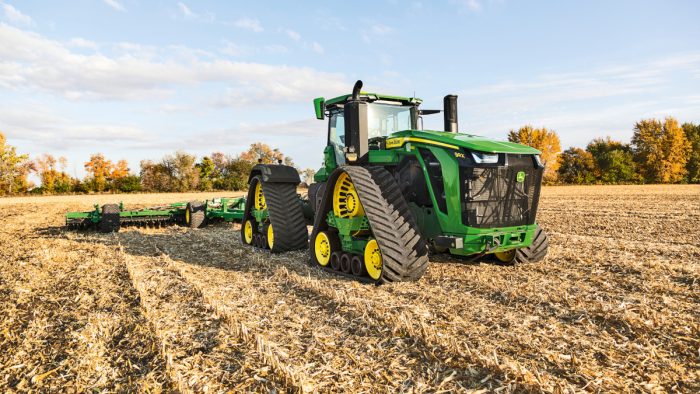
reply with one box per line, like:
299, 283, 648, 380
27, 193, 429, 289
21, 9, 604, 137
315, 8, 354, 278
508, 126, 562, 183
84, 153, 113, 192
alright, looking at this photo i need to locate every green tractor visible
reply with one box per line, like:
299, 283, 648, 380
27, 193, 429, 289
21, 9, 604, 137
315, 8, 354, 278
241, 80, 548, 283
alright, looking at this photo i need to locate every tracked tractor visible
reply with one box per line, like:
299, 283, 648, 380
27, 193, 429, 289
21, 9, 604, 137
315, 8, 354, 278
241, 81, 548, 283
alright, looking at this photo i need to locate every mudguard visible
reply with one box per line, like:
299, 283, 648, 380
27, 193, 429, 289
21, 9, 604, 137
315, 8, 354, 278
248, 164, 300, 184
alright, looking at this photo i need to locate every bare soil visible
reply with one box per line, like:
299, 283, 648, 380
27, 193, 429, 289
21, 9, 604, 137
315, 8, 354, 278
1, 186, 698, 393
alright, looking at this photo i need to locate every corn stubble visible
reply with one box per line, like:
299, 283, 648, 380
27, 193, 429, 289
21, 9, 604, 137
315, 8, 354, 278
0, 187, 698, 393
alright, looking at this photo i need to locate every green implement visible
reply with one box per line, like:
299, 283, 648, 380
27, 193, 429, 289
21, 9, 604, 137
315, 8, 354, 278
65, 197, 246, 232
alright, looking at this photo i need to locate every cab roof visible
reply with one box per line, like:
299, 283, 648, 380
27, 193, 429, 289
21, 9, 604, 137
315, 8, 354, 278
324, 92, 422, 106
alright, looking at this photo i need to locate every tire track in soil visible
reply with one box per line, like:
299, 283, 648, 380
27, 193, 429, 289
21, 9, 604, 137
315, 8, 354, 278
145, 230, 480, 392
0, 210, 172, 392
145, 228, 555, 392
116, 230, 298, 393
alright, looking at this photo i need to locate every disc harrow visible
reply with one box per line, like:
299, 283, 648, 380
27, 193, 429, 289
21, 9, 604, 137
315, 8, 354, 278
65, 197, 246, 233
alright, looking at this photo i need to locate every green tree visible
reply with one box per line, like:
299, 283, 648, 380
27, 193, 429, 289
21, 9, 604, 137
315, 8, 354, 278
632, 117, 691, 183
557, 147, 596, 184
586, 137, 637, 183
196, 156, 216, 191
112, 175, 142, 193
508, 126, 561, 183
682, 123, 700, 183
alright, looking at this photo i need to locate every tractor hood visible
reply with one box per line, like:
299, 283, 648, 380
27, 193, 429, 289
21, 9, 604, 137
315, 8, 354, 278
386, 130, 541, 155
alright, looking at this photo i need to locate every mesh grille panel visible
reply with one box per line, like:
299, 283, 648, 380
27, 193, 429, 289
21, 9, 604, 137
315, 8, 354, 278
460, 154, 542, 228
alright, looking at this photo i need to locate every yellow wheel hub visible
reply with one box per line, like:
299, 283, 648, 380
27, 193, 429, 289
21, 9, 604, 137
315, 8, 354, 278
243, 220, 254, 244
254, 182, 266, 210
314, 232, 332, 266
333, 172, 364, 218
185, 208, 190, 224
494, 249, 516, 263
364, 239, 382, 280
267, 223, 274, 249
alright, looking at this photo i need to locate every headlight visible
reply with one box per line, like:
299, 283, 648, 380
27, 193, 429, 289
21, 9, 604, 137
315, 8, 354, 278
471, 151, 499, 164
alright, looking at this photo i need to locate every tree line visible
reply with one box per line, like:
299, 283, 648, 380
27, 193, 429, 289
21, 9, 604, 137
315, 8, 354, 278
1, 116, 698, 196
508, 117, 698, 185
0, 136, 315, 195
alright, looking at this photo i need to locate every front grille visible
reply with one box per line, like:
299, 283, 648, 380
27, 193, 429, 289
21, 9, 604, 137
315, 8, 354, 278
460, 153, 542, 228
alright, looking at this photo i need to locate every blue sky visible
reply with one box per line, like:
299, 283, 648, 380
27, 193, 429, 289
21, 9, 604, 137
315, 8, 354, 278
1, 0, 699, 178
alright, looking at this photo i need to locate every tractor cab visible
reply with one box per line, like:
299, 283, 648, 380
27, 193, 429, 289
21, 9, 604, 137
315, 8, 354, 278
314, 84, 421, 165
314, 81, 460, 167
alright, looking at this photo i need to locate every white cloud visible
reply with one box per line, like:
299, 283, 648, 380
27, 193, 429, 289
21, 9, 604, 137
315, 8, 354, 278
0, 106, 152, 149
285, 29, 301, 41
0, 24, 347, 103
450, 0, 481, 12
66, 37, 98, 50
371, 24, 393, 35
310, 42, 324, 54
103, 0, 125, 12
177, 2, 195, 18
1, 2, 33, 26
234, 17, 263, 32
449, 53, 700, 148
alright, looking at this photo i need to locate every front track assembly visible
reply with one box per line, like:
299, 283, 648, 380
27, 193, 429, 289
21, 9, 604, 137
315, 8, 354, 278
240, 175, 308, 252
309, 166, 429, 283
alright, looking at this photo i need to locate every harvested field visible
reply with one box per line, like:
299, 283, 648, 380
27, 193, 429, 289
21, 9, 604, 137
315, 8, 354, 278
0, 186, 698, 392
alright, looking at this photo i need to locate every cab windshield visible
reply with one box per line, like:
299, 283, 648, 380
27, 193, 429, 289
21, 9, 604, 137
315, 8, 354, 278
367, 102, 414, 138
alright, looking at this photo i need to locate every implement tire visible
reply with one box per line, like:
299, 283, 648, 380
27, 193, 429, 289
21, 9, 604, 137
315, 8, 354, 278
99, 204, 121, 233
186, 201, 206, 228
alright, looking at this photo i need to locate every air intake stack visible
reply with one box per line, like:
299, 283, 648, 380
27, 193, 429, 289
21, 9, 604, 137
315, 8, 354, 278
443, 95, 458, 133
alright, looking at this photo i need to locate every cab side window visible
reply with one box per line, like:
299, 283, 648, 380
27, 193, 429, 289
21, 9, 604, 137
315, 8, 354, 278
329, 111, 346, 165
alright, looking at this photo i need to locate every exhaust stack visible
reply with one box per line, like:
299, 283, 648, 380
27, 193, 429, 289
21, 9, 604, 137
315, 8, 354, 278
443, 95, 458, 133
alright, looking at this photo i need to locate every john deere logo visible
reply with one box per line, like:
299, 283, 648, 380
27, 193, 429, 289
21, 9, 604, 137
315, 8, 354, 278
516, 171, 526, 182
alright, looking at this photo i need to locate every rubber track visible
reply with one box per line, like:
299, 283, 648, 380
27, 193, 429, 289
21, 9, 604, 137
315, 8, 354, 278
513, 225, 549, 264
238, 176, 309, 253
341, 166, 429, 282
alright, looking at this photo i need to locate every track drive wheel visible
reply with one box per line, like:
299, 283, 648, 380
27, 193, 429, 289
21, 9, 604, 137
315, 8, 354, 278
186, 201, 206, 228
494, 225, 549, 265
99, 204, 121, 233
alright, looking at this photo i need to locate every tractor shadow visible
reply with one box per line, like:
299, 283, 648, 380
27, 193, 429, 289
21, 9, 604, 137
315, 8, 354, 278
53, 224, 515, 389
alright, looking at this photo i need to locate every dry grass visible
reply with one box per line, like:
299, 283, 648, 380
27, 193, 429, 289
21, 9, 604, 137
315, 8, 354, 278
0, 186, 698, 392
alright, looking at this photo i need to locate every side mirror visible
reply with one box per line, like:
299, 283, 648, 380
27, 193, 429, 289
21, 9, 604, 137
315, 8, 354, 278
313, 97, 325, 120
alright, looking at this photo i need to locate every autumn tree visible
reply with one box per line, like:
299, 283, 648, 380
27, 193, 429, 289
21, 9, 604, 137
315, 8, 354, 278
140, 160, 173, 192
0, 131, 32, 195
631, 117, 691, 183
557, 147, 596, 184
682, 123, 700, 183
84, 153, 113, 192
508, 126, 561, 183
240, 143, 293, 165
586, 137, 637, 183
111, 159, 130, 180
162, 151, 199, 192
